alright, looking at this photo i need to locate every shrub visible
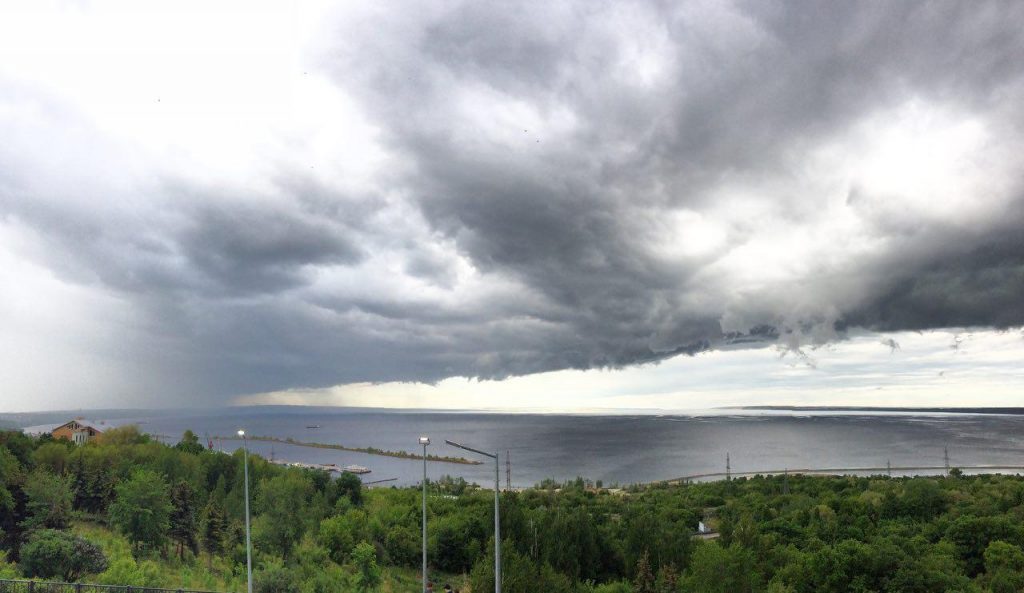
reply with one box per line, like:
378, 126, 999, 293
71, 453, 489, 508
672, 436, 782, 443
254, 560, 300, 593
19, 529, 108, 581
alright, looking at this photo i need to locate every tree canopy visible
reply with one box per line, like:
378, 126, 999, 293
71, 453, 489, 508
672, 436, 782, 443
1, 426, 1024, 593
109, 469, 172, 551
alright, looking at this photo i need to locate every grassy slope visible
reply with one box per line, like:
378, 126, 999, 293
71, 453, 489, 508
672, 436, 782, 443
72, 521, 245, 591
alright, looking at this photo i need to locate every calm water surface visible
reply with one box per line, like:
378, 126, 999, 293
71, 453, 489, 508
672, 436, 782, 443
120, 409, 1024, 487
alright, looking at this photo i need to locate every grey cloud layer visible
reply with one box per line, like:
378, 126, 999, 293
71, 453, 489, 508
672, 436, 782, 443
326, 2, 1024, 353
2, 0, 1023, 404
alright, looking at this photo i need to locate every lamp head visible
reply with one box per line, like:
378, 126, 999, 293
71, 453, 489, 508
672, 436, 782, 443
419, 436, 430, 446
237, 430, 245, 437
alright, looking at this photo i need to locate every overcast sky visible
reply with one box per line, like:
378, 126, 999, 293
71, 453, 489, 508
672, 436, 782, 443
1, 0, 1022, 412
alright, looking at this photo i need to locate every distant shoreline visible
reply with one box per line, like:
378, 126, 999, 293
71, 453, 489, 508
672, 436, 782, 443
665, 464, 1024, 484
737, 406, 1024, 415
215, 434, 484, 466
7, 405, 1024, 425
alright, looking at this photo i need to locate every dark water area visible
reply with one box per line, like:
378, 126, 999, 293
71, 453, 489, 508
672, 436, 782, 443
105, 408, 1024, 487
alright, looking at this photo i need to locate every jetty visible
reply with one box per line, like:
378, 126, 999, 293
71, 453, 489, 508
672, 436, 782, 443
269, 459, 371, 474
217, 434, 483, 465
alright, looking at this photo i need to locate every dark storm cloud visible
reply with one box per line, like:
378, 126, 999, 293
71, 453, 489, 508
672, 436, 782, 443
179, 201, 364, 295
0, 174, 366, 298
2, 0, 1024, 404
842, 228, 1024, 332
317, 0, 1024, 367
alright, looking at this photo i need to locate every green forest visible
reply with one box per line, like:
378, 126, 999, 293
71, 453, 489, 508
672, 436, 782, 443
2, 427, 1024, 593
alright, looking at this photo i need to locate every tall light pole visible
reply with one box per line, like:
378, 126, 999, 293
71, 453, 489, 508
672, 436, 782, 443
445, 440, 500, 593
238, 430, 253, 593
419, 436, 430, 593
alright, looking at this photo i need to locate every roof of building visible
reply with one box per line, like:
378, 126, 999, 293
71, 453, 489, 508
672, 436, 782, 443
24, 419, 106, 435
58, 419, 106, 433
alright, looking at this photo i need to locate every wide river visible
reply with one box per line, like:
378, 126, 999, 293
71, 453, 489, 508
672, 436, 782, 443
114, 408, 1024, 487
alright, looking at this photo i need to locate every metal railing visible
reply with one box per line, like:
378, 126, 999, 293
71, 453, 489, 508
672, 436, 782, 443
0, 579, 229, 593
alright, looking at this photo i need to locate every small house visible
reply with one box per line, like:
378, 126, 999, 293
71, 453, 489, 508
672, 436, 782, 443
51, 419, 105, 444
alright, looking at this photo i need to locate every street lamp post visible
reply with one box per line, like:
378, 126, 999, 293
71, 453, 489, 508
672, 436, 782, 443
238, 430, 253, 593
445, 440, 500, 593
419, 437, 430, 593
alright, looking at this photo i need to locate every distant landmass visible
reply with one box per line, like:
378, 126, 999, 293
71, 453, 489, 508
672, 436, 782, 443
0, 405, 485, 429
740, 405, 1024, 415
0, 408, 186, 428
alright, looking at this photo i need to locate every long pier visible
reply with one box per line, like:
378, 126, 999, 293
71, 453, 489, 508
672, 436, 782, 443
666, 464, 1024, 484
215, 434, 483, 465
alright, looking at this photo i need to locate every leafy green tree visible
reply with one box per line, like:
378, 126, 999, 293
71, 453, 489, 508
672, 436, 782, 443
682, 543, 758, 593
175, 430, 206, 456
69, 448, 115, 514
98, 425, 148, 446
69, 452, 88, 509
808, 537, 899, 593
19, 529, 108, 580
541, 505, 600, 580
623, 506, 692, 576
0, 447, 21, 518
169, 480, 199, 557
319, 509, 368, 563
470, 539, 571, 593
255, 472, 313, 558
429, 511, 483, 573
885, 479, 948, 520
22, 469, 74, 530
333, 472, 363, 507
352, 541, 382, 593
982, 541, 1024, 593
109, 469, 172, 551
292, 538, 347, 593
32, 442, 71, 475
435, 475, 470, 496
254, 559, 300, 593
884, 539, 970, 593
0, 430, 36, 467
201, 498, 228, 568
0, 447, 25, 555
383, 523, 418, 566
946, 515, 1024, 576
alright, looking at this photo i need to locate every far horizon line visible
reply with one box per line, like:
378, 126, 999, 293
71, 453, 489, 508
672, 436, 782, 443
5, 403, 1024, 419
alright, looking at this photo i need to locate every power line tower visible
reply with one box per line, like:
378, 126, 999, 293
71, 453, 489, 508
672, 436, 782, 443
726, 452, 731, 481
944, 446, 950, 477
505, 450, 511, 491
